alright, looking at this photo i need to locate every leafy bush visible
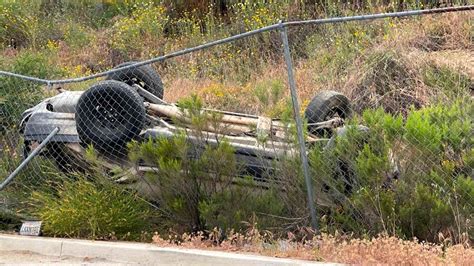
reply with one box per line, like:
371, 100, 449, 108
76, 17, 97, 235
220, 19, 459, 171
0, 143, 64, 228
0, 1, 42, 48
1, 143, 151, 239
31, 172, 151, 240
129, 134, 287, 233
125, 97, 472, 242
0, 51, 62, 133
62, 22, 94, 49
311, 101, 474, 243
127, 95, 287, 234
110, 2, 168, 54
252, 79, 285, 116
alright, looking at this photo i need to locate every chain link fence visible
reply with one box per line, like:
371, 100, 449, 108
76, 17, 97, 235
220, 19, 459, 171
1, 6, 473, 242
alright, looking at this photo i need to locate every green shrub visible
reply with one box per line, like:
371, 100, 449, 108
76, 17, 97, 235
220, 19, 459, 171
397, 182, 452, 242
0, 143, 64, 226
362, 108, 404, 142
404, 108, 443, 155
62, 22, 93, 49
127, 95, 287, 234
311, 101, 473, 242
110, 2, 168, 54
0, 51, 62, 133
31, 173, 151, 240
252, 79, 285, 116
128, 133, 286, 233
0, 1, 42, 49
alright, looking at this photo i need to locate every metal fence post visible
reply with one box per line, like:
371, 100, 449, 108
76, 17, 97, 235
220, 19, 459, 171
0, 127, 60, 191
279, 21, 318, 231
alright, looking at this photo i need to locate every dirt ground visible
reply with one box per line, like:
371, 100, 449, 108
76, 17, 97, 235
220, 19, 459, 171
0, 250, 126, 265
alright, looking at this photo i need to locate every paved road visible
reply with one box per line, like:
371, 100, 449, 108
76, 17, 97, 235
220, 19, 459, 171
0, 250, 124, 265
1, 234, 328, 265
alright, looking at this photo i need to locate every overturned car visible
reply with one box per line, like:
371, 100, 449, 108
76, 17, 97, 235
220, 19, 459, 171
19, 63, 360, 183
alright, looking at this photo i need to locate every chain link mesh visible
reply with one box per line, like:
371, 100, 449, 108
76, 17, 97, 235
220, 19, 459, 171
287, 11, 473, 241
0, 9, 472, 241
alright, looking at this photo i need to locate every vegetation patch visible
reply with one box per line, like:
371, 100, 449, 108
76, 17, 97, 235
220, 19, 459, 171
0, 0, 472, 254
347, 51, 422, 114
30, 172, 152, 240
311, 101, 473, 243
152, 233, 474, 264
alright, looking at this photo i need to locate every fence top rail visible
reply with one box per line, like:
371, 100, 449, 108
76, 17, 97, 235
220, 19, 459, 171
285, 5, 473, 26
0, 5, 472, 86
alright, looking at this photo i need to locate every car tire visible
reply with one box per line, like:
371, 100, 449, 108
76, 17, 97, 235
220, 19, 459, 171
76, 80, 146, 154
304, 90, 351, 137
107, 61, 164, 99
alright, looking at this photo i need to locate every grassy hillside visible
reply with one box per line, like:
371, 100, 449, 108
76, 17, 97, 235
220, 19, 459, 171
0, 1, 471, 117
0, 0, 473, 251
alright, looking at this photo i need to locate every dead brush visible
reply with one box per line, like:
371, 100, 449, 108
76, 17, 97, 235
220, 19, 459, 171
410, 13, 473, 52
381, 12, 473, 52
153, 218, 275, 251
152, 229, 474, 264
344, 50, 431, 116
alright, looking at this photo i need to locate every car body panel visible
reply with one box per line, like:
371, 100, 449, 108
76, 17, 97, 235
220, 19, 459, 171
24, 111, 79, 143
20, 91, 286, 178
20, 91, 83, 142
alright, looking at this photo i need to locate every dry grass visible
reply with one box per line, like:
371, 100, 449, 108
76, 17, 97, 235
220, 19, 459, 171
342, 48, 431, 115
155, 12, 472, 117
412, 50, 474, 78
152, 232, 474, 264
378, 12, 473, 52
316, 13, 472, 116
4, 11, 464, 118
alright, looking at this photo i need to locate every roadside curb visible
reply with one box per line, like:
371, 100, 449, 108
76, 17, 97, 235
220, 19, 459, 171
0, 234, 334, 265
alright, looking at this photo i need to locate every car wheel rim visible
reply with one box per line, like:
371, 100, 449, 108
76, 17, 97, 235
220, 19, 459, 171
94, 104, 124, 130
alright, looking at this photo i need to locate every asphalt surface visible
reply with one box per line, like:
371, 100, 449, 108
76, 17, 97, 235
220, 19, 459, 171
0, 250, 124, 265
